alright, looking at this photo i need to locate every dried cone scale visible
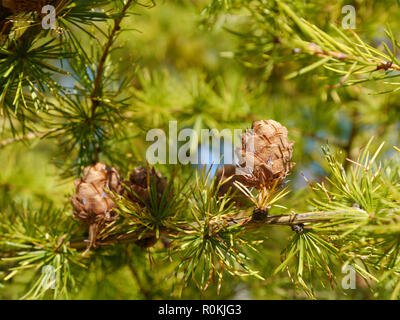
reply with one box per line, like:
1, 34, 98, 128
236, 120, 295, 189
71, 163, 123, 252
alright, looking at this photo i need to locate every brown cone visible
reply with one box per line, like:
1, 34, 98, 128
124, 167, 167, 249
125, 167, 167, 206
215, 164, 250, 206
2, 0, 49, 14
71, 163, 123, 250
236, 120, 295, 189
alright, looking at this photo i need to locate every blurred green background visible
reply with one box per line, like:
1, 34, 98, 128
1, 0, 400, 299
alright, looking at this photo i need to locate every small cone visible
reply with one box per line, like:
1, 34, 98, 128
215, 164, 250, 206
125, 167, 167, 206
124, 167, 167, 249
236, 120, 295, 189
71, 163, 123, 251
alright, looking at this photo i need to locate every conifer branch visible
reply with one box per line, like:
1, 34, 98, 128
67, 211, 336, 250
3, 0, 400, 300
90, 0, 133, 117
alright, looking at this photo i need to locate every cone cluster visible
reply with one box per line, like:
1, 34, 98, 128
71, 163, 166, 250
70, 120, 293, 249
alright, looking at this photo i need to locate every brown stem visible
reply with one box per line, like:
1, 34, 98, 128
90, 0, 133, 118
86, 0, 133, 162
308, 42, 400, 72
68, 211, 336, 251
